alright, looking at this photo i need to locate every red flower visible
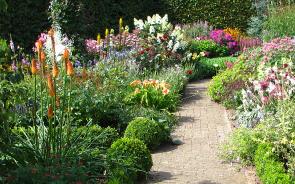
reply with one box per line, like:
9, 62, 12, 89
139, 50, 145, 55
283, 63, 289, 68
163, 34, 168, 40
259, 81, 269, 90
186, 70, 193, 75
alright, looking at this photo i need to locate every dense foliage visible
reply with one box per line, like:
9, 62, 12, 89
162, 0, 255, 31
107, 138, 152, 184
124, 117, 164, 149
0, 0, 50, 51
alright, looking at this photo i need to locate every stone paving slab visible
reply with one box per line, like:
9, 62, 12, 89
145, 80, 252, 184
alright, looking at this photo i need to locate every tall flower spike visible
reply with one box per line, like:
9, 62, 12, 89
105, 28, 109, 38
47, 74, 55, 97
35, 40, 43, 53
48, 28, 54, 37
52, 63, 59, 78
31, 59, 37, 75
67, 60, 74, 76
40, 51, 46, 63
48, 104, 54, 119
97, 34, 101, 45
56, 96, 60, 108
119, 18, 123, 30
63, 49, 70, 61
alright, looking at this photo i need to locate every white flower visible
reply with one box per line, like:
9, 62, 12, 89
162, 14, 168, 23
172, 42, 180, 52
267, 82, 276, 93
167, 40, 173, 50
134, 18, 144, 30
147, 16, 152, 23
44, 26, 73, 63
149, 26, 155, 34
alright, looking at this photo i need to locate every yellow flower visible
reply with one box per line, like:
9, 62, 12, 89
105, 28, 109, 38
281, 137, 288, 144
223, 27, 244, 41
119, 18, 123, 28
143, 80, 150, 88
149, 79, 158, 87
192, 53, 198, 60
130, 80, 142, 87
134, 88, 141, 95
97, 34, 101, 45
159, 82, 171, 89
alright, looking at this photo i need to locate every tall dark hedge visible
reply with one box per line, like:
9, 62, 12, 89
0, 0, 50, 51
0, 0, 256, 52
162, 0, 256, 31
50, 0, 165, 39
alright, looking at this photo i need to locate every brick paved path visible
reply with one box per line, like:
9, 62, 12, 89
146, 80, 249, 184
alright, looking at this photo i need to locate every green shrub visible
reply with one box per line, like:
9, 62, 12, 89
107, 137, 152, 184
254, 144, 293, 184
221, 128, 258, 166
124, 117, 164, 149
189, 40, 228, 57
254, 100, 295, 176
194, 56, 237, 79
208, 60, 253, 109
163, 0, 255, 31
263, 5, 295, 41
72, 125, 119, 151
125, 106, 177, 140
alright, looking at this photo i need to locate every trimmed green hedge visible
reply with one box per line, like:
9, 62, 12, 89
124, 117, 164, 150
254, 144, 294, 184
1, 0, 256, 51
163, 0, 255, 31
107, 137, 152, 184
49, 0, 165, 41
0, 0, 50, 51
194, 56, 237, 79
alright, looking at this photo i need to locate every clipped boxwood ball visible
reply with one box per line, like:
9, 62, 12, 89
124, 117, 164, 150
107, 137, 152, 184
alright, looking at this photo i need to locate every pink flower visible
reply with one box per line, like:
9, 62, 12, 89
162, 88, 170, 95
259, 81, 269, 90
261, 96, 269, 104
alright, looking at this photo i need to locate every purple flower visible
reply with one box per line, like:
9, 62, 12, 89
38, 33, 47, 44
74, 60, 82, 68
11, 61, 17, 71
22, 58, 30, 66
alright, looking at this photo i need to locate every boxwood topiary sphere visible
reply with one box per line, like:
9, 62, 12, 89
124, 117, 164, 150
107, 137, 152, 184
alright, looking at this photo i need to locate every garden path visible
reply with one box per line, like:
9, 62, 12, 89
145, 79, 252, 184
